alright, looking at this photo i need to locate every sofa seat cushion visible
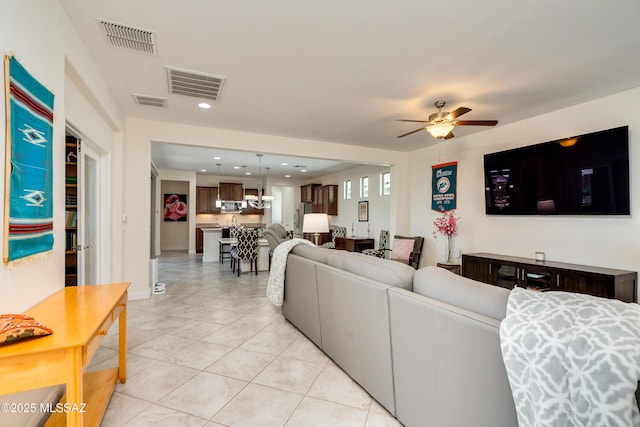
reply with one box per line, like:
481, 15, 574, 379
413, 266, 509, 320
327, 251, 414, 290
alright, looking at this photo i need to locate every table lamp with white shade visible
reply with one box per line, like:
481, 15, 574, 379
302, 213, 329, 246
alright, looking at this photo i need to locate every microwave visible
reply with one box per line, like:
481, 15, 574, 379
220, 201, 243, 213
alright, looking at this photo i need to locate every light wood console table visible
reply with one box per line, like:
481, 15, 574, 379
0, 282, 129, 426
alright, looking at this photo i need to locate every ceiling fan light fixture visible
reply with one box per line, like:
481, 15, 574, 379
427, 122, 455, 139
559, 137, 578, 147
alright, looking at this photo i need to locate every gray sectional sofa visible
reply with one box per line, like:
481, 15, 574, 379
282, 244, 517, 427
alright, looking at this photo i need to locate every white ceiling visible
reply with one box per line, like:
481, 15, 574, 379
60, 0, 640, 176
150, 143, 363, 179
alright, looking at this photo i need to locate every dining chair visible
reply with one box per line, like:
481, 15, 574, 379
232, 228, 259, 276
321, 226, 346, 249
229, 226, 239, 271
363, 229, 390, 258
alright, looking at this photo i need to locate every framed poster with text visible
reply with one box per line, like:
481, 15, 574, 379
431, 161, 457, 212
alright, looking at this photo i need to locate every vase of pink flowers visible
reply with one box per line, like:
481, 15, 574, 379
433, 209, 460, 264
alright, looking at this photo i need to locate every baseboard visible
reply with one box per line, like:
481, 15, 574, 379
128, 287, 152, 300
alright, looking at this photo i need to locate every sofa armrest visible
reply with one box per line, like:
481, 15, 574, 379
282, 254, 322, 347
388, 287, 516, 427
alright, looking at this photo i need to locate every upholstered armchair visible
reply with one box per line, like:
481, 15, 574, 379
388, 235, 424, 269
263, 223, 294, 270
263, 223, 289, 251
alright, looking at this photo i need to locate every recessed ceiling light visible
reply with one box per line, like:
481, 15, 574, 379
213, 156, 221, 160
233, 166, 240, 169
200, 169, 207, 172
245, 172, 251, 175
281, 162, 288, 166
301, 169, 307, 172
285, 174, 291, 178
198, 102, 211, 109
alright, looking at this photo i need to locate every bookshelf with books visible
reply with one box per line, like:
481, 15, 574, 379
65, 135, 78, 286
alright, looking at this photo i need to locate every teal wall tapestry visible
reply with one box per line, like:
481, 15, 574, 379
431, 161, 457, 212
3, 55, 55, 263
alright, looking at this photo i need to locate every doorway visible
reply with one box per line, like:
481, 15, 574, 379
78, 142, 101, 285
65, 126, 105, 286
271, 186, 295, 231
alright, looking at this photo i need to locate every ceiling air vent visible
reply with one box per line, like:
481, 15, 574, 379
98, 18, 156, 55
132, 94, 167, 108
166, 66, 226, 101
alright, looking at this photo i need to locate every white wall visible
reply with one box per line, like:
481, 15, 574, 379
303, 164, 392, 245
0, 5, 125, 414
409, 87, 640, 293
0, 2, 124, 312
160, 180, 190, 251
157, 169, 197, 254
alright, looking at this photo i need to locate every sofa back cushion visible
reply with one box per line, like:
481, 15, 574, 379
327, 251, 414, 290
268, 223, 287, 238
413, 266, 509, 320
291, 244, 333, 264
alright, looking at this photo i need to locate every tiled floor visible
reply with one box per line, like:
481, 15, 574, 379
93, 251, 403, 426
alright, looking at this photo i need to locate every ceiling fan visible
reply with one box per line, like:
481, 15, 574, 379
397, 100, 498, 140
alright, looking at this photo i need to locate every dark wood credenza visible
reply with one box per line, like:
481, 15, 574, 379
335, 236, 375, 253
462, 252, 637, 303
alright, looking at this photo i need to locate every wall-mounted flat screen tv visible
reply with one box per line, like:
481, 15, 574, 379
484, 126, 629, 215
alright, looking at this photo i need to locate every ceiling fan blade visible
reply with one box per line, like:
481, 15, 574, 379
397, 127, 426, 138
445, 107, 471, 121
455, 120, 498, 126
396, 119, 429, 123
444, 131, 455, 140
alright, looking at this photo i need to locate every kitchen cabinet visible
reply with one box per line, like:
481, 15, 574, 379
219, 182, 243, 201
322, 184, 338, 215
313, 186, 323, 213
196, 186, 220, 214
312, 185, 338, 215
301, 183, 321, 203
462, 253, 637, 302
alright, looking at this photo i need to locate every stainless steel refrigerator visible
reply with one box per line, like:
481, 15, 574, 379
294, 202, 314, 236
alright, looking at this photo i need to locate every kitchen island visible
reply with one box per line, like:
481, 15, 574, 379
201, 227, 222, 262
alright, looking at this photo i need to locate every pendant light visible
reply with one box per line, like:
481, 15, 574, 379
241, 165, 248, 209
244, 154, 273, 209
215, 163, 222, 208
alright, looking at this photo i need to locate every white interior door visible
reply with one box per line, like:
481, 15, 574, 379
78, 142, 101, 285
